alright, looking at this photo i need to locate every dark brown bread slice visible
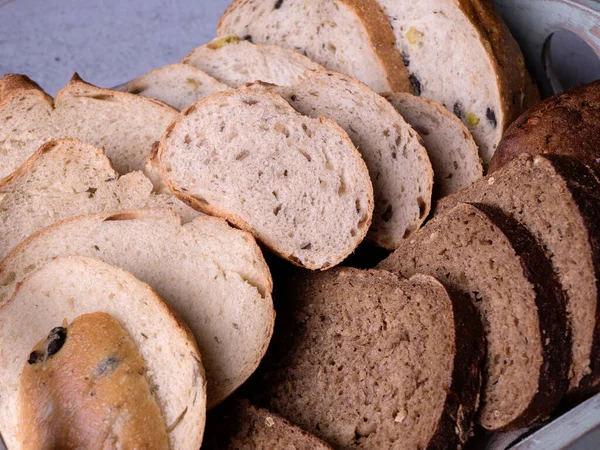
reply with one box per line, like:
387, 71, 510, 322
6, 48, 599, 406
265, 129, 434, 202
490, 80, 600, 176
437, 154, 600, 398
377, 203, 570, 430
254, 268, 484, 449
202, 399, 333, 449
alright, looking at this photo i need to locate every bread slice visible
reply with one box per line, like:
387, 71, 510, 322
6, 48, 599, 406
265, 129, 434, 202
377, 203, 570, 430
0, 209, 274, 408
0, 256, 206, 450
158, 89, 374, 269
490, 80, 600, 176
377, 0, 540, 165
248, 71, 432, 248
0, 138, 200, 259
0, 73, 177, 182
217, 0, 411, 93
253, 268, 484, 449
437, 154, 600, 398
182, 36, 323, 88
385, 92, 482, 198
203, 399, 333, 449
123, 63, 229, 110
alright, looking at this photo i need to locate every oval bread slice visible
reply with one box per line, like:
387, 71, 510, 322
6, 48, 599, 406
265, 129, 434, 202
158, 90, 374, 269
0, 256, 206, 450
0, 209, 274, 408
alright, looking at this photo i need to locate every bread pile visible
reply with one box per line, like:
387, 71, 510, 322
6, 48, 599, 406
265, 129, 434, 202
1, 0, 599, 448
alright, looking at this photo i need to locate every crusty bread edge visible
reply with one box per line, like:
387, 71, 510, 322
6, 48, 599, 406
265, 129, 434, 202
0, 73, 53, 110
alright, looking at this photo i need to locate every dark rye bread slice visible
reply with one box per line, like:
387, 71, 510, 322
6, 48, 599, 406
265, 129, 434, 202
377, 203, 570, 430
437, 154, 600, 398
254, 268, 484, 449
203, 399, 333, 449
490, 80, 600, 176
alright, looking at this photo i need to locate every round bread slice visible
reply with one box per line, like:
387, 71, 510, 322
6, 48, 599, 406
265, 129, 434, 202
377, 0, 540, 166
217, 0, 411, 93
377, 203, 570, 430
254, 268, 484, 449
0, 256, 206, 450
158, 89, 374, 270
182, 36, 323, 88
385, 92, 482, 198
437, 154, 600, 398
248, 71, 433, 248
203, 399, 333, 449
123, 63, 230, 110
0, 209, 274, 408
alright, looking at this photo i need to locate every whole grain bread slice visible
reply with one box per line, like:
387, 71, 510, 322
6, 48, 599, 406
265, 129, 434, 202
0, 138, 200, 260
203, 399, 333, 449
248, 71, 432, 248
377, 0, 540, 165
0, 209, 274, 408
0, 73, 177, 182
437, 154, 600, 398
217, 0, 411, 93
123, 63, 229, 110
253, 268, 484, 449
182, 36, 323, 88
385, 92, 482, 198
158, 89, 374, 270
0, 256, 206, 450
377, 203, 570, 430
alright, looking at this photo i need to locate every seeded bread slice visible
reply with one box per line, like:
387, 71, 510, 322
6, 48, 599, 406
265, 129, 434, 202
0, 209, 274, 408
158, 90, 374, 269
377, 0, 539, 166
249, 71, 432, 248
0, 256, 206, 450
203, 399, 333, 449
217, 0, 411, 93
378, 203, 570, 430
437, 154, 600, 398
182, 36, 323, 88
253, 268, 484, 449
123, 63, 229, 110
0, 73, 177, 182
385, 92, 482, 198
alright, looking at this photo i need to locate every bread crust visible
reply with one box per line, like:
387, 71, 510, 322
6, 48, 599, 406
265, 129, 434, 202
0, 74, 53, 110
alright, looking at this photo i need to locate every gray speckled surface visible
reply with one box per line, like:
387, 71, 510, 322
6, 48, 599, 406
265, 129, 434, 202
0, 0, 229, 95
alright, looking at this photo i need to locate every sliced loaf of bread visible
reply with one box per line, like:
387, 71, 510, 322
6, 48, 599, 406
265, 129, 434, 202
0, 209, 274, 408
182, 37, 322, 88
217, 0, 411, 93
437, 154, 600, 398
0, 73, 177, 182
158, 90, 374, 269
385, 92, 482, 198
377, 203, 570, 430
0, 256, 206, 450
377, 0, 539, 165
254, 268, 484, 449
123, 63, 229, 110
248, 71, 432, 248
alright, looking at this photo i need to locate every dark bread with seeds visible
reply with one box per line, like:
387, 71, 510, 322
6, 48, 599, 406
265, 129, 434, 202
254, 268, 484, 449
378, 203, 570, 430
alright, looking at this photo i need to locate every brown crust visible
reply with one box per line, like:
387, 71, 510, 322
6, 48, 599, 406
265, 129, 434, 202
0, 74, 53, 109
471, 203, 570, 429
489, 80, 600, 175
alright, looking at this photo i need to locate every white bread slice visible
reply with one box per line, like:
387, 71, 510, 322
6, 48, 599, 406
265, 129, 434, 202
385, 92, 482, 198
249, 71, 433, 248
123, 63, 230, 110
377, 0, 539, 165
0, 73, 177, 182
0, 138, 200, 260
158, 89, 374, 269
217, 0, 411, 93
0, 209, 274, 408
0, 256, 206, 450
